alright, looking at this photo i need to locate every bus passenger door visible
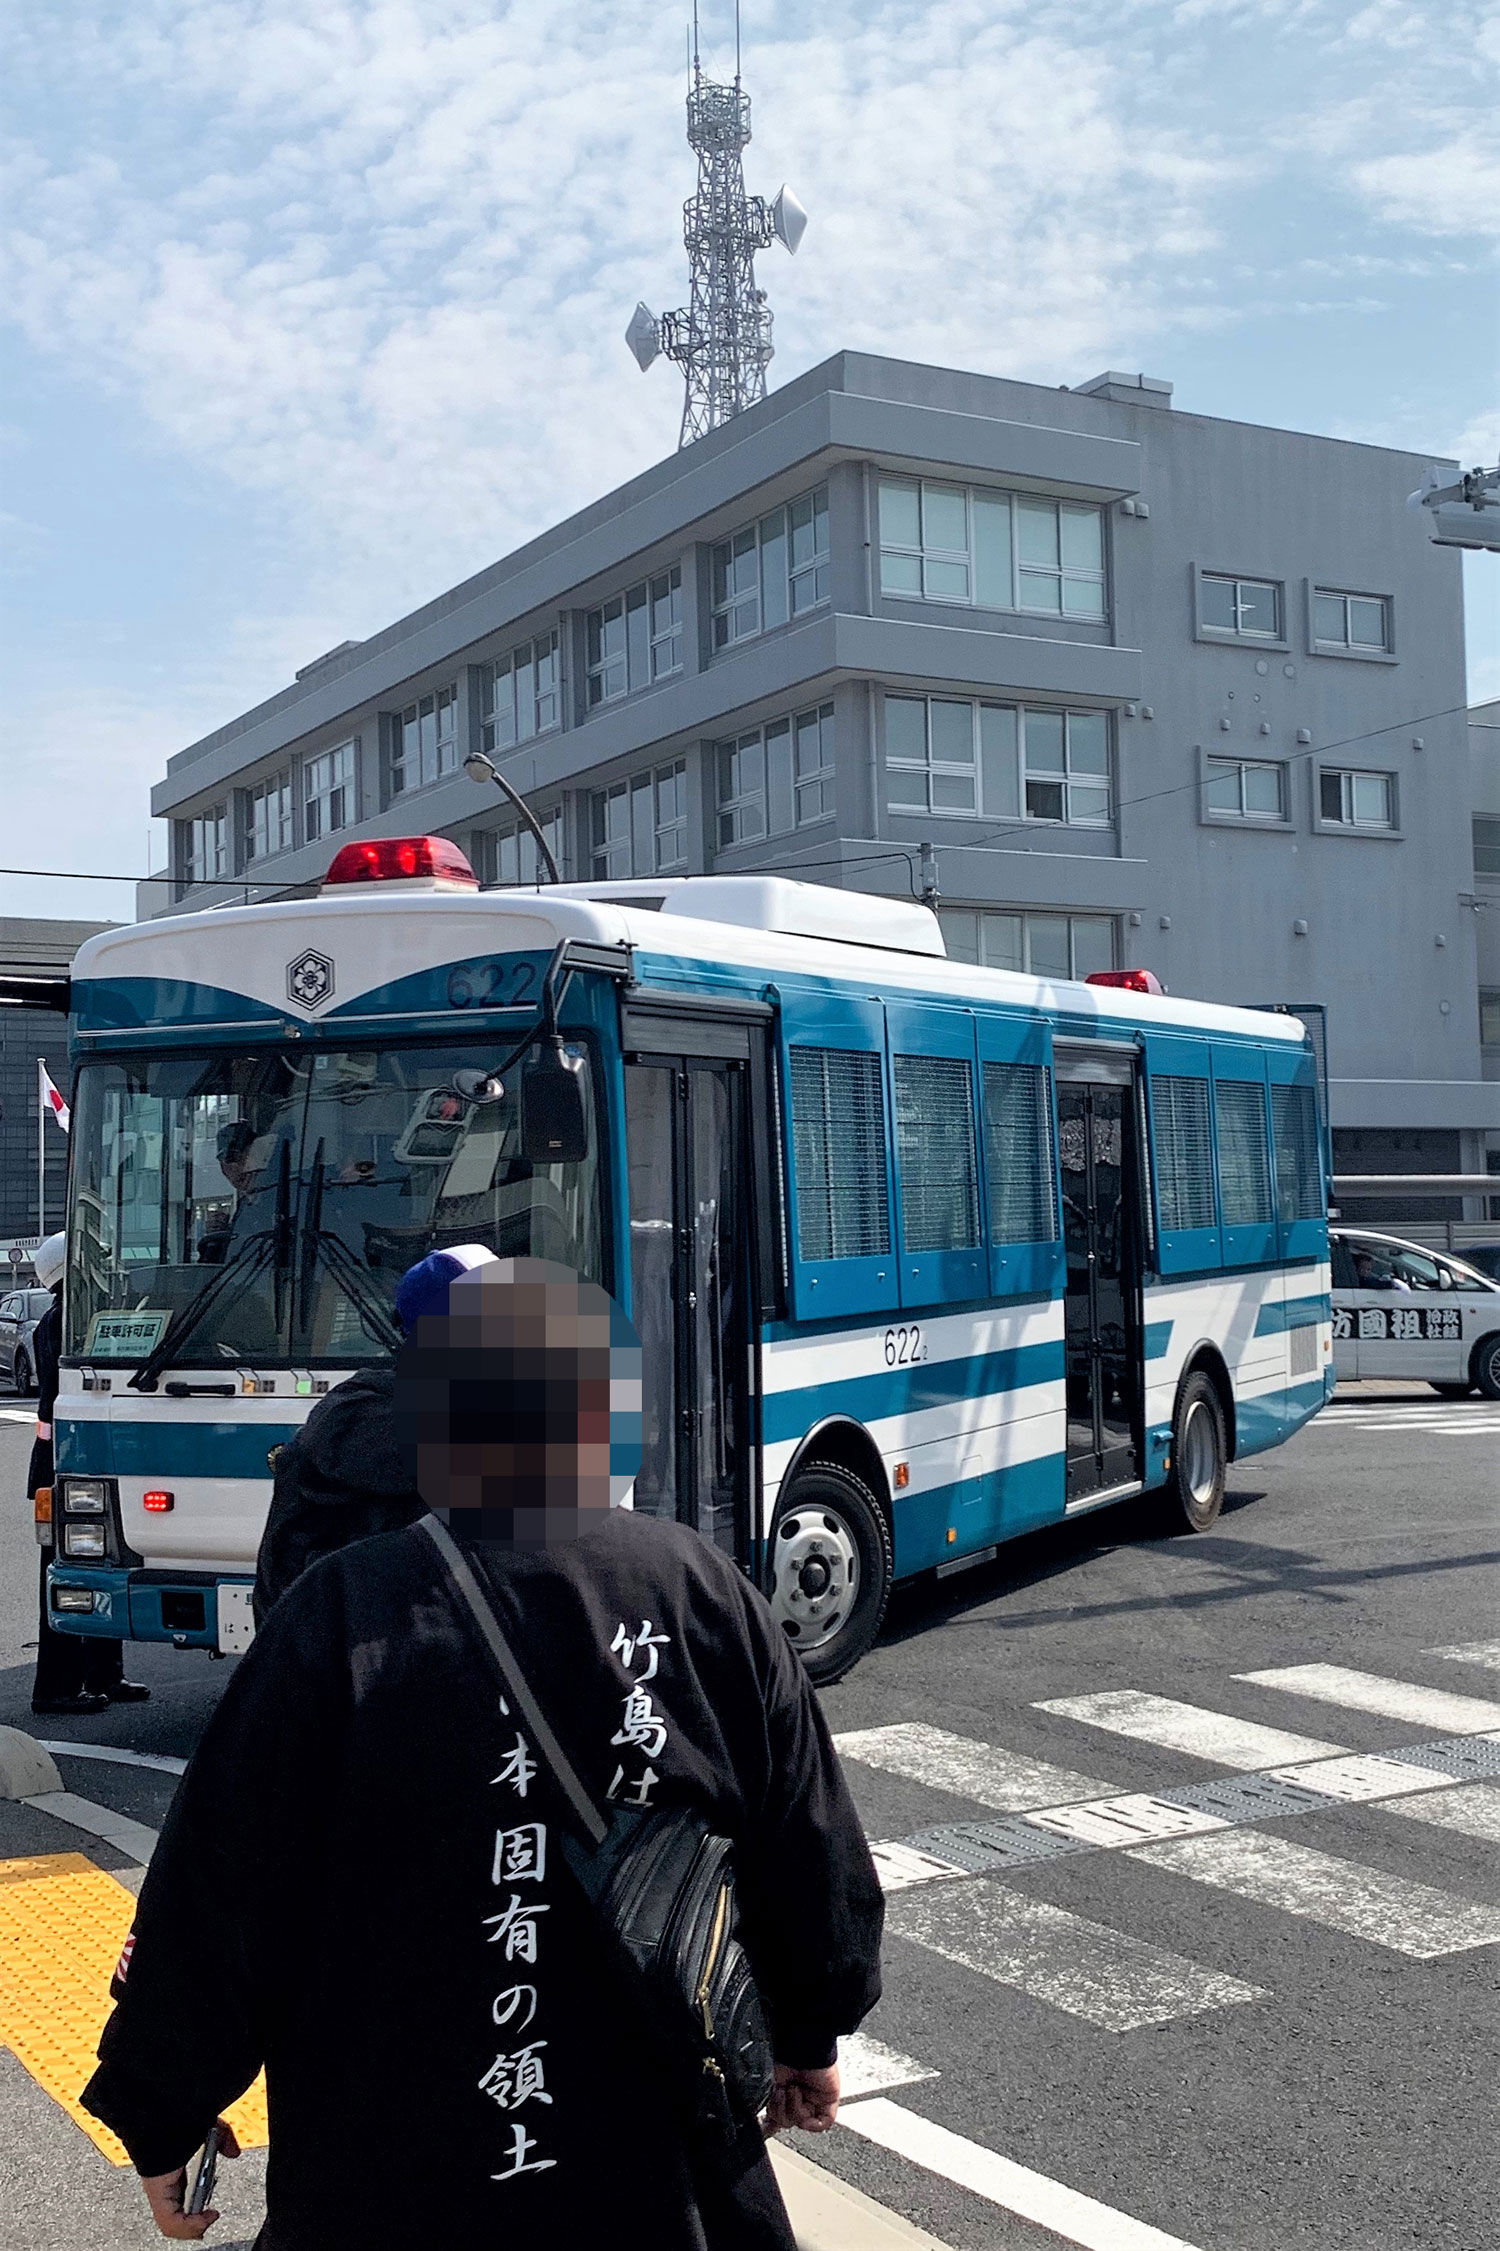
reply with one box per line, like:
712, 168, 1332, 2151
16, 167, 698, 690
1056, 1054, 1141, 1503
622, 1011, 768, 1565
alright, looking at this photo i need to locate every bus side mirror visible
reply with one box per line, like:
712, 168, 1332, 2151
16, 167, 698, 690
521, 1041, 589, 1165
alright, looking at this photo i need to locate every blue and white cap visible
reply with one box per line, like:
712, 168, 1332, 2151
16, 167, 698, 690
394, 1243, 499, 1334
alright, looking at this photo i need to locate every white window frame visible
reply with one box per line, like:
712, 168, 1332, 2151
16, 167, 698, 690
481, 632, 560, 753
587, 569, 682, 707
591, 761, 689, 878
884, 695, 1112, 828
471, 808, 563, 888
715, 702, 835, 850
940, 906, 1118, 980
711, 488, 829, 650
1315, 765, 1399, 834
303, 739, 356, 843
390, 686, 458, 798
1196, 570, 1285, 643
244, 770, 294, 863
1201, 752, 1291, 826
878, 477, 1106, 620
1311, 585, 1394, 658
179, 804, 229, 888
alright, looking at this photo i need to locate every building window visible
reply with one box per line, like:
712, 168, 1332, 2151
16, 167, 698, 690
303, 740, 356, 843
481, 633, 560, 752
1479, 990, 1500, 1047
1319, 767, 1396, 831
1204, 756, 1287, 822
1313, 588, 1391, 653
940, 907, 1116, 981
244, 771, 294, 863
1154, 1076, 1217, 1231
471, 809, 563, 888
179, 806, 228, 887
391, 687, 458, 796
1475, 818, 1500, 876
716, 703, 834, 848
878, 478, 1105, 620
788, 1046, 891, 1262
591, 761, 688, 878
893, 1053, 981, 1252
885, 696, 1110, 827
711, 488, 828, 650
586, 570, 682, 707
1198, 573, 1283, 640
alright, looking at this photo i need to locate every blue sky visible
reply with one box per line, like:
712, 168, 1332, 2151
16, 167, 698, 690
2, 0, 1496, 921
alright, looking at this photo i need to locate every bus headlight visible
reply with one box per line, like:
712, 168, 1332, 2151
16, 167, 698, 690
62, 1522, 107, 1558
52, 1585, 98, 1613
62, 1479, 108, 1515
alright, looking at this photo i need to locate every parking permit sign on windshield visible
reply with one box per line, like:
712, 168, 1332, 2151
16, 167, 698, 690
85, 1311, 171, 1358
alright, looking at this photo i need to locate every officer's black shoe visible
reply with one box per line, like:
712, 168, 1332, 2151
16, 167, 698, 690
105, 1682, 151, 1703
32, 1693, 110, 1716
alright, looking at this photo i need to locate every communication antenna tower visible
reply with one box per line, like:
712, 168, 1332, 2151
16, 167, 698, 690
626, 2, 807, 447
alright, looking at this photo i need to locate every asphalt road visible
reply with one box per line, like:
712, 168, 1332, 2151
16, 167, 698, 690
1, 1385, 1497, 2251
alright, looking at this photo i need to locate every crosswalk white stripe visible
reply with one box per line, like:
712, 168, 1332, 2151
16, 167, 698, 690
1261, 1753, 1456, 1804
834, 1722, 1111, 1810
1033, 1689, 1346, 1769
836, 2032, 940, 2100
1379, 1782, 1500, 1846
1235, 1663, 1500, 1735
869, 1840, 971, 1894
1129, 1830, 1500, 1958
1429, 1640, 1500, 1673
887, 1878, 1264, 2031
840, 2099, 1212, 2251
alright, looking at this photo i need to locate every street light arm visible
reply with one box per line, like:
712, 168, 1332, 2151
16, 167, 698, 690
464, 753, 561, 885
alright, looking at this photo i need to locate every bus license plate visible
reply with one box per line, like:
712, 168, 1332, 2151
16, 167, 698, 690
217, 1585, 256, 1655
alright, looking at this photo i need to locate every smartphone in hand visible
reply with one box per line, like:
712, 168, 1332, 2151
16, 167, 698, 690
186, 2124, 223, 2217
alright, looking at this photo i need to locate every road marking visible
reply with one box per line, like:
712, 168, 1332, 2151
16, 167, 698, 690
1022, 1794, 1229, 1848
1379, 1782, 1500, 1845
869, 1840, 971, 1893
0, 1851, 268, 2164
840, 2098, 1210, 2251
1130, 1830, 1500, 1957
0, 1408, 35, 1424
1261, 1753, 1455, 1804
23, 1791, 160, 1867
1236, 1664, 1500, 1735
835, 1722, 1111, 1811
1033, 1689, 1346, 1769
887, 1879, 1263, 2031
1429, 1641, 1500, 1673
838, 2032, 940, 2100
37, 1740, 188, 1778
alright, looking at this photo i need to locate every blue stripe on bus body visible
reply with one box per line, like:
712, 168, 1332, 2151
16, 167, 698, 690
1234, 1377, 1328, 1458
1253, 1293, 1331, 1336
1142, 1321, 1173, 1360
56, 1420, 300, 1480
760, 1340, 1065, 1448
890, 1453, 1065, 1576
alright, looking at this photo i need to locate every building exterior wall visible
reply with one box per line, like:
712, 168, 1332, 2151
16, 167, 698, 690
0, 918, 113, 1249
148, 349, 1494, 1178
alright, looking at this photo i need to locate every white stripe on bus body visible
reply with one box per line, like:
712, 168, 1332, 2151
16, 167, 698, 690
1235, 1664, 1500, 1736
1034, 1689, 1348, 1769
887, 1880, 1265, 2032
760, 1300, 1064, 1396
834, 1721, 1113, 1812
761, 1377, 1068, 1498
1129, 1829, 1500, 1958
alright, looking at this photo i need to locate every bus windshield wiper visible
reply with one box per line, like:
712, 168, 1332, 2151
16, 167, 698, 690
129, 1142, 294, 1393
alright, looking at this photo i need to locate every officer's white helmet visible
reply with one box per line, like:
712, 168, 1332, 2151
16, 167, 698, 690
32, 1232, 66, 1290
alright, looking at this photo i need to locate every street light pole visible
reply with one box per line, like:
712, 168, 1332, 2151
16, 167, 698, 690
462, 753, 562, 885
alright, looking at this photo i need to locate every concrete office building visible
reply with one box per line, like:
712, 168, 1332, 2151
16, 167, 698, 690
0, 917, 113, 1250
148, 350, 1500, 1208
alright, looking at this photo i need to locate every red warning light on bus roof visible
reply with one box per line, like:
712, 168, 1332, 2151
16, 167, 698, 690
323, 836, 479, 891
1086, 968, 1164, 995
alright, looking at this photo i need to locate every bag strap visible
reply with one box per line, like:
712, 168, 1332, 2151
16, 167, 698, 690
417, 1512, 608, 1849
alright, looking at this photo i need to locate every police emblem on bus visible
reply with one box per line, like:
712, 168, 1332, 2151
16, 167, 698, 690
286, 950, 334, 1008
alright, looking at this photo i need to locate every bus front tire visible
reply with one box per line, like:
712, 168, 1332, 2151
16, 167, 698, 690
768, 1464, 891, 1688
1162, 1371, 1226, 1534
1471, 1335, 1500, 1402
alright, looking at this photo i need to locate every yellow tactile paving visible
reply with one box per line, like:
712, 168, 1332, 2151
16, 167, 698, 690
0, 1852, 268, 2165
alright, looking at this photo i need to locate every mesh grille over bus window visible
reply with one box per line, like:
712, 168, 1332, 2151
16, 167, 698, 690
893, 1055, 981, 1253
1271, 1080, 1323, 1222
789, 1047, 891, 1262
982, 1062, 1056, 1244
1215, 1080, 1274, 1226
1154, 1076, 1216, 1231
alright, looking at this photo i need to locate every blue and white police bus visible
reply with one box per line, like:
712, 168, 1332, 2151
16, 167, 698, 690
40, 838, 1332, 1683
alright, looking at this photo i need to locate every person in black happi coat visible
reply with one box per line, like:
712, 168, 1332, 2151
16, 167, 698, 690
84, 1258, 884, 2249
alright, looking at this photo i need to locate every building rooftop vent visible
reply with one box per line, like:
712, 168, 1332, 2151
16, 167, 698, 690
1076, 372, 1174, 409
295, 639, 364, 682
545, 876, 947, 957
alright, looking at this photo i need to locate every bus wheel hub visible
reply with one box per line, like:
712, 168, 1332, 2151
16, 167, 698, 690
771, 1510, 859, 1651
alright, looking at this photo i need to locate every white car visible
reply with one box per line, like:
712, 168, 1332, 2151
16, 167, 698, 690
1330, 1226, 1500, 1397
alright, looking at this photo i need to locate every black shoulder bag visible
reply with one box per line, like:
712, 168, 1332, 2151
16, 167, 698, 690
419, 1513, 776, 2149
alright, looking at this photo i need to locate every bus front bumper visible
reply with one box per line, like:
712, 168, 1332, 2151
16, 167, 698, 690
47, 1564, 247, 1648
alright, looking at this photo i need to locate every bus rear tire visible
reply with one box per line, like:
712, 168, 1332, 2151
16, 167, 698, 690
768, 1464, 891, 1688
1471, 1335, 1500, 1402
1161, 1371, 1226, 1534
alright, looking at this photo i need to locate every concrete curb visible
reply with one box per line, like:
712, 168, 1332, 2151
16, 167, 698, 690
770, 2141, 956, 2251
0, 1726, 61, 1800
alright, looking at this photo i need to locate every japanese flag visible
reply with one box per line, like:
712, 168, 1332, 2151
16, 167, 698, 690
38, 1060, 70, 1134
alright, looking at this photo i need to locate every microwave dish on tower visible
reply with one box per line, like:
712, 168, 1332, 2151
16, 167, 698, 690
626, 2, 807, 447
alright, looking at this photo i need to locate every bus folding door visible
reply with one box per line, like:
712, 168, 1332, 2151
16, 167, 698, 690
972, 1012, 1064, 1304
777, 993, 899, 1323
1210, 1046, 1277, 1269
883, 1000, 987, 1312
1265, 1043, 1328, 1265
1142, 1033, 1222, 1277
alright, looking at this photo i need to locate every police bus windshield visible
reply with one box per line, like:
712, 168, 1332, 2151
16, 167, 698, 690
65, 1044, 602, 1365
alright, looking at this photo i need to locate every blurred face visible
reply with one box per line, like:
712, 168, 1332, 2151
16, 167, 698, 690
395, 1260, 642, 1549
